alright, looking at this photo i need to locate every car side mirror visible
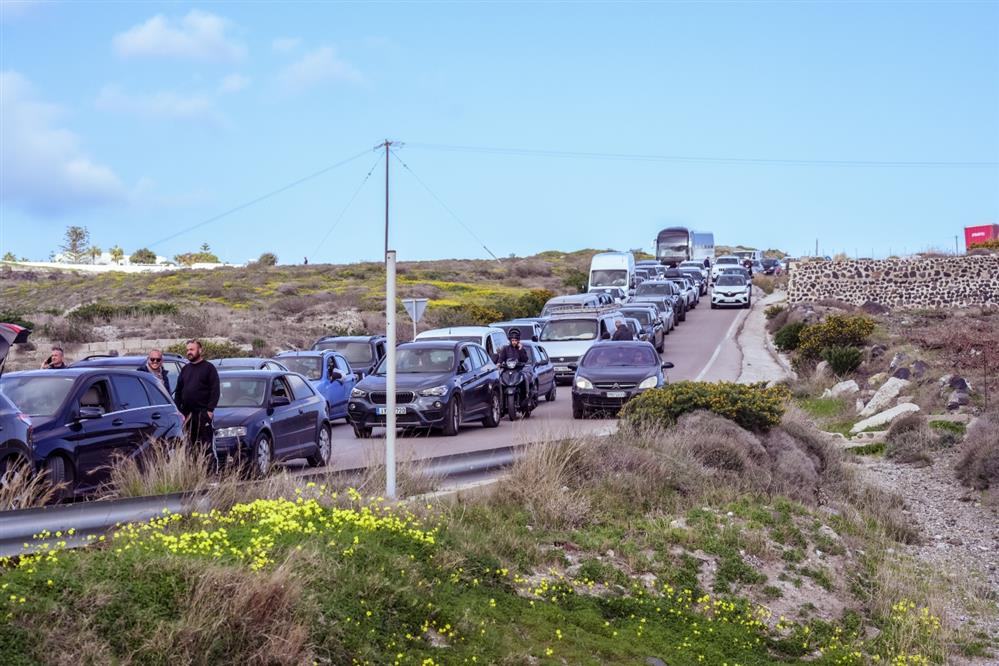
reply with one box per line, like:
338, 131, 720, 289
662, 361, 675, 369
77, 406, 104, 420
532, 335, 539, 342
270, 395, 291, 407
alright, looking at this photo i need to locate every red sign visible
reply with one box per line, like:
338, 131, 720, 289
964, 224, 999, 250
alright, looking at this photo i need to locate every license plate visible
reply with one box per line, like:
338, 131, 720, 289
606, 391, 627, 398
376, 407, 407, 415
555, 366, 570, 372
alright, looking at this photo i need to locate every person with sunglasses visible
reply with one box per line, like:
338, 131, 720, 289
138, 348, 171, 394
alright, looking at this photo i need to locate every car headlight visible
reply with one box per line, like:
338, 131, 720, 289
215, 426, 247, 439
419, 385, 449, 397
575, 377, 593, 390
638, 376, 659, 390
350, 387, 367, 398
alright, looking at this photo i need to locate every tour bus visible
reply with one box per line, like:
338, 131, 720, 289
655, 228, 714, 267
587, 252, 636, 294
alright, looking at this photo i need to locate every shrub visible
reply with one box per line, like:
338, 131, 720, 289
428, 302, 504, 328
129, 248, 157, 264
774, 321, 807, 352
764, 304, 786, 320
885, 413, 936, 465
0, 310, 35, 330
494, 289, 555, 320
820, 345, 863, 376
257, 252, 278, 266
955, 415, 999, 490
752, 274, 776, 295
560, 268, 587, 293
620, 381, 790, 432
797, 315, 876, 360
164, 339, 249, 359
68, 302, 178, 323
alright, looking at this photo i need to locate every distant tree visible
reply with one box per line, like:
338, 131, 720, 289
200, 242, 211, 253
130, 248, 157, 264
2, 251, 15, 262
59, 226, 90, 263
88, 245, 103, 264
257, 252, 278, 266
174, 248, 221, 266
110, 245, 125, 265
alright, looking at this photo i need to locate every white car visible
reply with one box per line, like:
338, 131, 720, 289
711, 274, 752, 309
711, 255, 742, 282
415, 326, 509, 359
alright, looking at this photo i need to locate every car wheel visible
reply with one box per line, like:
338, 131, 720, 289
571, 397, 585, 420
352, 425, 372, 439
442, 396, 461, 436
545, 382, 557, 402
482, 390, 501, 428
505, 393, 519, 422
306, 424, 332, 467
44, 455, 73, 503
253, 433, 273, 477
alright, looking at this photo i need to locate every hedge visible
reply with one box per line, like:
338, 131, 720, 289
164, 339, 250, 359
619, 381, 790, 432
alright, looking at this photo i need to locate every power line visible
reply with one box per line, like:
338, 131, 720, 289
389, 150, 501, 262
148, 148, 371, 249
407, 142, 999, 169
313, 153, 384, 258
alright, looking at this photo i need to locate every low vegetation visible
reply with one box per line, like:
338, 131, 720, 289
955, 413, 999, 490
620, 381, 791, 432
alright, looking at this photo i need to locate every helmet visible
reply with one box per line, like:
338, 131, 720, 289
507, 328, 521, 341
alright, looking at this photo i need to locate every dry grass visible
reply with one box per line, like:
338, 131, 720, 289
103, 438, 228, 499
884, 413, 937, 466
504, 438, 592, 530
955, 414, 999, 491
0, 456, 59, 510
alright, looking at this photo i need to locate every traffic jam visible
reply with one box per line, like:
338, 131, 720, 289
0, 228, 778, 496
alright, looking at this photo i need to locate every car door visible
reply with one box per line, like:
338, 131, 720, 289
463, 345, 488, 416
68, 377, 134, 491
455, 346, 480, 418
284, 374, 320, 455
109, 374, 157, 464
472, 346, 498, 406
327, 353, 353, 418
533, 346, 555, 395
266, 376, 299, 457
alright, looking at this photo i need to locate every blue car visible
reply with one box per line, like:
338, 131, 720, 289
274, 350, 357, 422
311, 335, 387, 379
1, 322, 33, 485
212, 370, 332, 477
0, 368, 184, 499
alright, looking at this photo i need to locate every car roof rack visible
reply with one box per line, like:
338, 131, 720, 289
545, 305, 624, 317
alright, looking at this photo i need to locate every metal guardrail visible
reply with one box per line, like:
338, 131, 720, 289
0, 446, 521, 559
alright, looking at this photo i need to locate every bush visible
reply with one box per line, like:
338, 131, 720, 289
620, 381, 790, 432
257, 252, 278, 266
820, 345, 863, 376
428, 302, 504, 328
68, 302, 178, 323
774, 321, 807, 352
797, 315, 875, 360
0, 310, 35, 330
164, 339, 249, 359
764, 304, 786, 320
560, 268, 587, 293
494, 289, 555, 320
885, 413, 936, 465
955, 415, 999, 490
752, 274, 776, 295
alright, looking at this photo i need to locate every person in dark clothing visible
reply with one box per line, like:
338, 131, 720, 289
41, 346, 67, 369
174, 339, 220, 449
137, 348, 171, 394
494, 329, 529, 365
611, 320, 634, 341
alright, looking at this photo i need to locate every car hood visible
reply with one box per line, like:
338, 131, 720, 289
577, 366, 659, 383
539, 340, 596, 360
357, 373, 453, 392
715, 284, 750, 292
213, 407, 264, 427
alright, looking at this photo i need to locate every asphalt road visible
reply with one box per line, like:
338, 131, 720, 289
325, 299, 750, 471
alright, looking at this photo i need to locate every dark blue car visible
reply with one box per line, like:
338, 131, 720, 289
0, 368, 185, 499
211, 370, 332, 477
71, 353, 187, 394
312, 335, 387, 379
1, 323, 33, 489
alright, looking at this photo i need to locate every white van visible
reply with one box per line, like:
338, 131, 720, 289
540, 294, 603, 317
415, 326, 509, 359
587, 252, 636, 294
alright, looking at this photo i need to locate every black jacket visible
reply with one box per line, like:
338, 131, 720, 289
137, 364, 171, 395
611, 326, 634, 341
494, 345, 529, 365
175, 359, 220, 415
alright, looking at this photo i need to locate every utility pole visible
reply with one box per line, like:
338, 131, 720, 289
379, 139, 399, 498
814, 239, 818, 258
955, 235, 960, 255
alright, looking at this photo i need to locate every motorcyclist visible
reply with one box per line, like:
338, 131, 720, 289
494, 329, 532, 409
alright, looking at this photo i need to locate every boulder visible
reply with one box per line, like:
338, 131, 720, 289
949, 376, 972, 392
821, 379, 860, 399
868, 372, 888, 387
911, 360, 929, 379
947, 391, 970, 410
938, 374, 953, 388
851, 403, 921, 433
889, 352, 908, 370
859, 377, 911, 417
892, 367, 911, 380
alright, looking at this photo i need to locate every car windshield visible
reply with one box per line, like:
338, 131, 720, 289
0, 375, 76, 418
622, 310, 652, 325
635, 283, 671, 296
218, 378, 267, 407
280, 356, 323, 380
376, 349, 456, 374
541, 319, 598, 342
314, 341, 374, 365
716, 257, 738, 265
589, 269, 628, 288
716, 275, 746, 287
583, 346, 658, 367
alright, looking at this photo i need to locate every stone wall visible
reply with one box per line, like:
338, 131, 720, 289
787, 255, 999, 308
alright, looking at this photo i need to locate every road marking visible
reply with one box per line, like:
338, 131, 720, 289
695, 309, 746, 382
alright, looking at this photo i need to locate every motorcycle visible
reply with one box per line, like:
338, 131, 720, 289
500, 359, 535, 421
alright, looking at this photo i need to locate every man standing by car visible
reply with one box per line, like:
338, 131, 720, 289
611, 319, 634, 341
40, 346, 67, 369
175, 339, 220, 449
138, 348, 171, 394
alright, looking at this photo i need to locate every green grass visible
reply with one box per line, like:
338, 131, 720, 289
846, 443, 886, 456
796, 396, 857, 436
929, 420, 966, 436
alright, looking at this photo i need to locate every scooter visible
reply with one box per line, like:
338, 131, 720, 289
499, 359, 535, 421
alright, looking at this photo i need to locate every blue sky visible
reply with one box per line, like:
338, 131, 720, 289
1, 1, 997, 264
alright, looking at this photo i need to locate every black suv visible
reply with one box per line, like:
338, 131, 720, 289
312, 335, 387, 379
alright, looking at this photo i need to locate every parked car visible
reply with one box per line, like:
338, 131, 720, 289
489, 320, 543, 342
761, 258, 783, 275
415, 326, 509, 359
0, 368, 184, 499
633, 280, 686, 323
540, 294, 604, 317
347, 340, 501, 438
678, 267, 708, 295
538, 310, 622, 384
311, 335, 388, 379
522, 341, 557, 402
0, 322, 33, 485
618, 304, 666, 352
711, 255, 742, 282
72, 353, 188, 380
664, 275, 698, 309
212, 370, 333, 476
718, 266, 752, 285
274, 350, 357, 421
570, 341, 673, 418
711, 274, 753, 308
211, 357, 289, 372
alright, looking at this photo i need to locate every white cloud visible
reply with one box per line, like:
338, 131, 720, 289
271, 36, 301, 53
0, 71, 126, 215
95, 84, 221, 122
218, 73, 250, 94
112, 9, 246, 61
276, 46, 363, 94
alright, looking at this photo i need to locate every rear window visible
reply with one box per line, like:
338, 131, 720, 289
623, 310, 652, 325
635, 283, 671, 296
111, 375, 150, 409
313, 341, 373, 365
716, 257, 738, 265
281, 356, 324, 381
716, 275, 746, 287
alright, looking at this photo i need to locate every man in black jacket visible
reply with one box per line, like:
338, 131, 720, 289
174, 339, 220, 449
494, 329, 529, 365
137, 348, 171, 394
611, 319, 634, 341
